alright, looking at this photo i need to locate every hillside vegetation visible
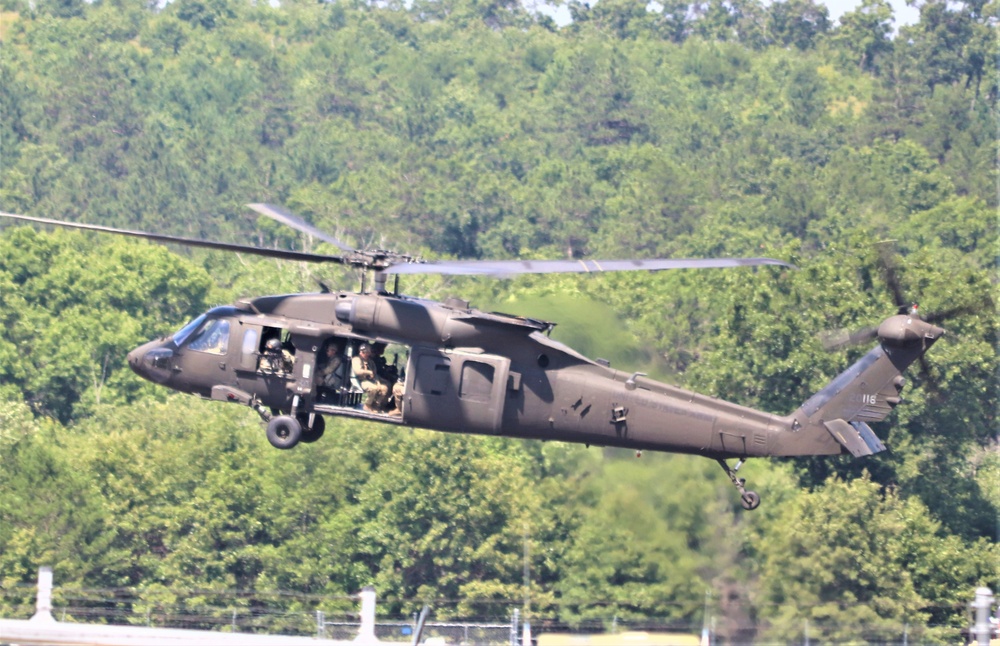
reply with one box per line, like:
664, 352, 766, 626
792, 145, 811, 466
0, 0, 997, 641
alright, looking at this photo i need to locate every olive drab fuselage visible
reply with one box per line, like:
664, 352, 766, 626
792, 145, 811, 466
127, 290, 943, 463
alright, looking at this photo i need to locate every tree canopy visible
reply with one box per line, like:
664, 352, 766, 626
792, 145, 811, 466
0, 0, 996, 641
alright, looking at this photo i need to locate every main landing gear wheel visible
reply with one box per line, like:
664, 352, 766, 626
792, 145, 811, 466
740, 490, 761, 511
267, 415, 302, 449
298, 413, 326, 443
717, 458, 761, 511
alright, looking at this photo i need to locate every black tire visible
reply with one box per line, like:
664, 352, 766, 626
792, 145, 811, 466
266, 415, 302, 449
298, 413, 326, 443
740, 491, 761, 511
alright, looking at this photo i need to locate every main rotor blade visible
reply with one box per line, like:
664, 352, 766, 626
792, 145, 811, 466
247, 203, 356, 252
384, 257, 794, 276
0, 212, 350, 265
1, 211, 793, 278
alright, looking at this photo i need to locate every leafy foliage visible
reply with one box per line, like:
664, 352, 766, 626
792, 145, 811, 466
0, 0, 996, 640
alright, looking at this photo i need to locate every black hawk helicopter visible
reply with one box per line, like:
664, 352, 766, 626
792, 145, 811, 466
0, 208, 945, 509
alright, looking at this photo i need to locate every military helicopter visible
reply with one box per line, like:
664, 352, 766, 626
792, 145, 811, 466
0, 208, 945, 510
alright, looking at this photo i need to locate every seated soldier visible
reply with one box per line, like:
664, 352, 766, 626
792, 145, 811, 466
351, 343, 389, 413
372, 342, 404, 417
372, 343, 400, 380
317, 338, 348, 398
389, 375, 405, 417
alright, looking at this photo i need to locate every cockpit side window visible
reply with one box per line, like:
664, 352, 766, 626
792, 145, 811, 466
187, 319, 230, 355
173, 314, 207, 347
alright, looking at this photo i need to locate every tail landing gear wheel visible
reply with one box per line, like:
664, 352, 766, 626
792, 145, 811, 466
717, 458, 761, 511
267, 415, 302, 449
298, 413, 325, 443
740, 491, 761, 510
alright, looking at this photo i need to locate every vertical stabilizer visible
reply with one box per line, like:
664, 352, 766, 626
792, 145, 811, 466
774, 314, 944, 457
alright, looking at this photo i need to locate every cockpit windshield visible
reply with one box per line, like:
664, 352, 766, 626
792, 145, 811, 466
172, 314, 206, 347
187, 318, 230, 354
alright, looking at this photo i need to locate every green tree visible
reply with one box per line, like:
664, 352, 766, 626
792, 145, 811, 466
569, 0, 658, 40
833, 0, 894, 72
555, 455, 721, 625
0, 228, 216, 421
751, 475, 998, 643
343, 431, 546, 619
766, 0, 829, 50
902, 0, 982, 95
0, 424, 121, 615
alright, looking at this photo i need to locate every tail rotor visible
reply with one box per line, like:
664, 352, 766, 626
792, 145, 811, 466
820, 244, 988, 391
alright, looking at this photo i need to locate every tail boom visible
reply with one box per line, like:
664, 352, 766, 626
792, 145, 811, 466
774, 315, 944, 457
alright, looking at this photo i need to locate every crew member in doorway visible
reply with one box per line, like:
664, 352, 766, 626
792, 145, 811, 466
260, 336, 294, 374
318, 338, 348, 397
372, 342, 404, 417
352, 343, 389, 413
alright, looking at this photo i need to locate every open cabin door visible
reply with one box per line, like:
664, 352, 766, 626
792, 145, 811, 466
404, 347, 510, 434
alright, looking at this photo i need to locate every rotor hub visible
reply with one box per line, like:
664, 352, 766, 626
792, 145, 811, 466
877, 314, 945, 346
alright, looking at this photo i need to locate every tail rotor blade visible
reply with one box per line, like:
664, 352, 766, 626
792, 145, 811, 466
820, 325, 879, 351
921, 302, 988, 325
875, 242, 909, 311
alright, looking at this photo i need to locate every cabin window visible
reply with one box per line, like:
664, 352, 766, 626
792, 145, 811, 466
187, 319, 230, 355
241, 328, 259, 359
414, 356, 450, 396
459, 361, 494, 402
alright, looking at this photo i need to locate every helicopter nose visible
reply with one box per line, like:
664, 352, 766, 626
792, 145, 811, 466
128, 341, 175, 384
126, 347, 142, 372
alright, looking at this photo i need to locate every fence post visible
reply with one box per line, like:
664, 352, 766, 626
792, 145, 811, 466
700, 590, 711, 646
355, 586, 378, 644
412, 605, 430, 646
317, 610, 326, 638
971, 587, 995, 646
30, 566, 55, 623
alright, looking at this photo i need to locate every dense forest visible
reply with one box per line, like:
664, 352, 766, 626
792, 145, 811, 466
0, 0, 996, 641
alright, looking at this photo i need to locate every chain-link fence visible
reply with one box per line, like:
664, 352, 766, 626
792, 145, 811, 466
0, 583, 985, 645
321, 619, 514, 644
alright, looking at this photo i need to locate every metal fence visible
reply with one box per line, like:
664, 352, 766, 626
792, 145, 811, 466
2, 574, 993, 646
1, 603, 976, 646
322, 619, 514, 644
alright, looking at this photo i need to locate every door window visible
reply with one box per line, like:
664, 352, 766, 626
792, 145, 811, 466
414, 355, 451, 396
460, 361, 495, 402
241, 328, 259, 366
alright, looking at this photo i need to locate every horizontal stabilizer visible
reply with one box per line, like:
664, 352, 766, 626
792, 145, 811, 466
824, 419, 886, 457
